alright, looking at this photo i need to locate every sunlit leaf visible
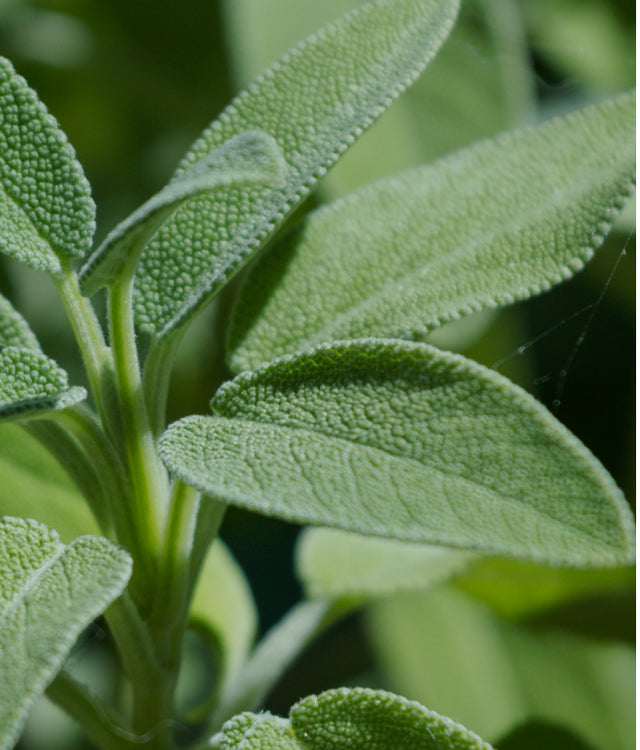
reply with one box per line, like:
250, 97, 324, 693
134, 0, 460, 339
160, 340, 634, 566
367, 587, 635, 750
0, 56, 94, 275
228, 92, 635, 371
79, 130, 286, 295
0, 517, 131, 750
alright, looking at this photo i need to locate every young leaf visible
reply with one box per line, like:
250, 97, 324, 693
79, 130, 287, 295
290, 688, 495, 749
296, 527, 474, 600
159, 339, 635, 567
0, 292, 41, 350
228, 91, 635, 371
219, 713, 299, 749
0, 56, 95, 275
0, 346, 85, 421
367, 587, 635, 750
0, 517, 132, 750
133, 0, 460, 339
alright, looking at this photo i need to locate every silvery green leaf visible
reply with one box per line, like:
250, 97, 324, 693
79, 130, 287, 295
228, 92, 635, 371
367, 587, 635, 750
160, 339, 635, 566
0, 424, 98, 543
0, 517, 132, 750
0, 346, 85, 422
134, 0, 460, 339
296, 528, 474, 600
216, 689, 495, 749
0, 292, 40, 350
289, 688, 495, 749
0, 57, 95, 275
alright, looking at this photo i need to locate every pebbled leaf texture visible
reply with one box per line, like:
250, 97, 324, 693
220, 713, 299, 749
0, 517, 132, 750
0, 57, 95, 275
290, 687, 495, 749
160, 339, 635, 566
0, 293, 40, 351
79, 130, 287, 295
228, 91, 635, 371
133, 0, 460, 339
0, 346, 85, 422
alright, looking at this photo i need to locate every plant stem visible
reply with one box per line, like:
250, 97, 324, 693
143, 334, 181, 438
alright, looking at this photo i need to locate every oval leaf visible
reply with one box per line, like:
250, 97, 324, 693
290, 687, 494, 749
0, 293, 40, 350
219, 713, 299, 750
0, 346, 85, 422
133, 0, 460, 339
79, 130, 287, 295
160, 340, 634, 566
0, 517, 132, 750
228, 92, 635, 371
0, 57, 95, 275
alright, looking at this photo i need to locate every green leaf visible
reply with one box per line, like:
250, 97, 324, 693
159, 339, 635, 566
296, 528, 474, 600
217, 689, 495, 749
133, 0, 460, 339
0, 56, 95, 275
79, 130, 287, 295
189, 539, 258, 692
296, 528, 634, 615
0, 292, 40, 350
0, 516, 132, 750
0, 346, 85, 422
228, 92, 635, 372
290, 688, 495, 749
367, 587, 635, 750
0, 423, 98, 543
223, 0, 534, 198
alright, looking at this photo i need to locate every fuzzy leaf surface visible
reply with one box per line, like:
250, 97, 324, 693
134, 0, 460, 339
79, 130, 286, 294
0, 56, 95, 274
0, 293, 40, 350
0, 346, 85, 422
0, 517, 132, 750
228, 92, 635, 371
160, 340, 635, 566
368, 587, 635, 750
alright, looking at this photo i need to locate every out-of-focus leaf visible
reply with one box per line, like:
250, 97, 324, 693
0, 423, 98, 543
160, 340, 635, 566
0, 56, 94, 274
133, 0, 460, 340
0, 517, 131, 750
79, 130, 286, 295
228, 93, 635, 372
0, 347, 85, 422
0, 292, 40, 350
367, 587, 634, 750
189, 539, 257, 693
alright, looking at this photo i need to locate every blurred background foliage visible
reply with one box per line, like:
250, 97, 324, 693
0, 1, 634, 749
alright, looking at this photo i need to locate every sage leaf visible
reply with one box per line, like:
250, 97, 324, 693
296, 527, 633, 615
0, 292, 40, 350
219, 713, 298, 750
134, 0, 460, 339
0, 424, 98, 542
159, 340, 635, 566
367, 587, 635, 750
296, 528, 474, 600
190, 539, 258, 697
228, 91, 635, 371
79, 130, 287, 295
0, 517, 132, 750
0, 346, 85, 421
0, 57, 95, 275
290, 687, 494, 749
